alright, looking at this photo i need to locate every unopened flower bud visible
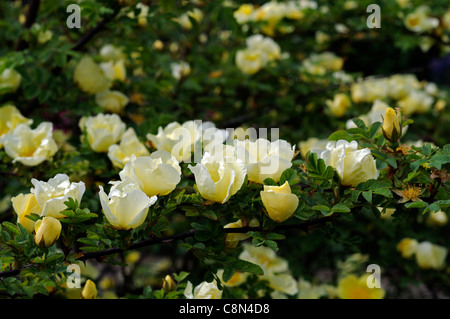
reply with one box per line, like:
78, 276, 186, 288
81, 279, 98, 299
382, 107, 402, 141
34, 216, 62, 247
163, 275, 176, 294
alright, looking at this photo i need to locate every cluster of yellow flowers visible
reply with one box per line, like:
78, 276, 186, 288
183, 248, 386, 299
7, 108, 386, 230
73, 45, 129, 114
397, 238, 448, 270
350, 74, 443, 116
233, 1, 317, 36
12, 173, 86, 246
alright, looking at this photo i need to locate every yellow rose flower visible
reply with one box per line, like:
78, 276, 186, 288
415, 241, 447, 270
217, 269, 248, 288
81, 280, 97, 299
174, 8, 203, 30
147, 120, 202, 162
239, 243, 298, 296
99, 178, 157, 230
337, 274, 385, 299
260, 181, 299, 223
119, 151, 181, 197
99, 44, 126, 62
0, 68, 22, 94
326, 93, 351, 117
298, 137, 329, 159
34, 216, 62, 247
73, 56, 112, 94
404, 6, 439, 33
233, 4, 255, 24
235, 34, 282, 75
79, 113, 126, 153
0, 104, 32, 146
397, 238, 418, 258
107, 127, 150, 169
170, 61, 191, 80
234, 138, 295, 184
188, 152, 247, 204
31, 173, 86, 219
99, 59, 127, 82
125, 2, 149, 26
224, 218, 260, 248
246, 35, 281, 61
397, 90, 434, 116
350, 82, 368, 103
426, 210, 448, 227
95, 90, 129, 114
0, 122, 58, 166
317, 140, 379, 187
239, 243, 288, 274
11, 193, 41, 233
184, 280, 222, 299
235, 49, 267, 75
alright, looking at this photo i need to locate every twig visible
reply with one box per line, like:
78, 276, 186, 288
0, 216, 334, 279
71, 5, 122, 52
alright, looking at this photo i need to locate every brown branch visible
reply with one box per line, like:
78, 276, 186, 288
71, 5, 122, 53
0, 216, 334, 279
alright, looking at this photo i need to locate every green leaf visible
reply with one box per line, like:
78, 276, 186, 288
405, 201, 428, 209
2, 222, 20, 236
373, 188, 392, 198
173, 271, 190, 283
385, 157, 397, 169
422, 143, 432, 157
265, 240, 279, 251
312, 205, 331, 212
410, 159, 428, 172
429, 155, 450, 169
433, 200, 450, 208
263, 178, 277, 186
353, 118, 368, 129
222, 266, 235, 283
194, 230, 211, 242
201, 210, 218, 221
190, 222, 207, 230
265, 232, 286, 240
403, 172, 420, 183
45, 253, 65, 264
328, 130, 353, 142
428, 203, 441, 212
347, 127, 368, 138
369, 122, 382, 139
331, 203, 351, 213
362, 190, 372, 203
280, 168, 300, 185
232, 260, 264, 275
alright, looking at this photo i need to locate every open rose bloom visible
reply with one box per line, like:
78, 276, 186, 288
31, 173, 86, 219
0, 122, 58, 166
317, 140, 379, 187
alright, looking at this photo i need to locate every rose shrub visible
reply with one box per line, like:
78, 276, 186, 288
0, 0, 449, 300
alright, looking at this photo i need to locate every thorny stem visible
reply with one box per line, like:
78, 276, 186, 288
0, 216, 334, 279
